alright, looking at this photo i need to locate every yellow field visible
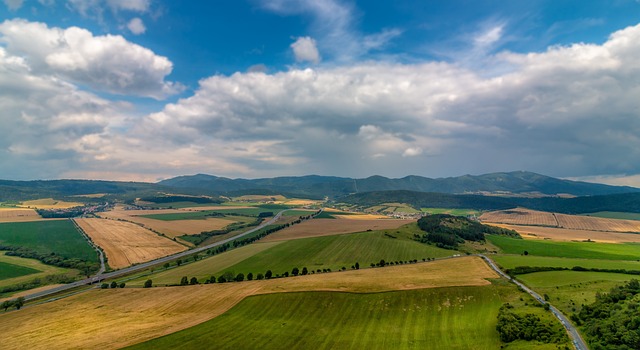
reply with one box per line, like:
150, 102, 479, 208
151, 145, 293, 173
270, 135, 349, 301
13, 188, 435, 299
261, 217, 415, 242
0, 208, 43, 222
0, 256, 496, 350
488, 223, 640, 243
98, 208, 236, 238
19, 198, 83, 209
75, 218, 186, 269
481, 208, 640, 233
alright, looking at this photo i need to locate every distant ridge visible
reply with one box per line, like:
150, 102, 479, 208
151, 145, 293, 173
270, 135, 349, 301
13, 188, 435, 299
157, 171, 638, 198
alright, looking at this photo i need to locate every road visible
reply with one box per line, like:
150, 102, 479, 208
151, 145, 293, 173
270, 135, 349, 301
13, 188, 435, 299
479, 254, 589, 350
23, 210, 291, 301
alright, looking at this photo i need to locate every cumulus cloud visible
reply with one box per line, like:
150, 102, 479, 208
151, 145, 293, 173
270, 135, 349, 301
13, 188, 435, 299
3, 0, 23, 10
290, 36, 320, 63
0, 19, 180, 99
107, 0, 150, 12
133, 22, 640, 179
127, 17, 146, 35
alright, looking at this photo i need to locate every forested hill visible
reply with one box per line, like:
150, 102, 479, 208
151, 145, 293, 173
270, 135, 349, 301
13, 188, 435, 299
158, 171, 638, 198
339, 191, 640, 214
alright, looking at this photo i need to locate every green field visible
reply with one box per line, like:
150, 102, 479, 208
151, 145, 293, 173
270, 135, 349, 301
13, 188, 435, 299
222, 230, 454, 277
0, 220, 98, 262
0, 261, 39, 280
139, 211, 239, 221
421, 208, 481, 216
517, 270, 637, 315
581, 211, 640, 221
487, 235, 640, 261
127, 242, 284, 286
128, 287, 506, 350
493, 255, 640, 271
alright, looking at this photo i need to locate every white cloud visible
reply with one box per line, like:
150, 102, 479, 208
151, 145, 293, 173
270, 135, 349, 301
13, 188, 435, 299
3, 0, 23, 10
107, 0, 149, 12
131, 22, 640, 179
0, 19, 180, 99
290, 36, 320, 63
127, 17, 146, 35
402, 147, 423, 157
261, 0, 401, 62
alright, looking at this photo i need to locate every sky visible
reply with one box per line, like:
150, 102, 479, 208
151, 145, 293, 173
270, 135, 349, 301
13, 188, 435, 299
1, 1, 640, 185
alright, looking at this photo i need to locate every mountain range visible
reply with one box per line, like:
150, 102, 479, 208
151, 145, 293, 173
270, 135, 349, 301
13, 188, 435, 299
158, 171, 637, 198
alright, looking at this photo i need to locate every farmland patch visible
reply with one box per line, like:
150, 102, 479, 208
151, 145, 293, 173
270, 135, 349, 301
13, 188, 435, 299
75, 218, 186, 269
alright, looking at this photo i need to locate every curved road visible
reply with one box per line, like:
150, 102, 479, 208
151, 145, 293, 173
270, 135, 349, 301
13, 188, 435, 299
24, 210, 293, 301
480, 254, 589, 350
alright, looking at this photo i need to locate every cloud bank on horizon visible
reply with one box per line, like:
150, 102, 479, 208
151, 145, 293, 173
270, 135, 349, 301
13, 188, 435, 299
1, 0, 640, 185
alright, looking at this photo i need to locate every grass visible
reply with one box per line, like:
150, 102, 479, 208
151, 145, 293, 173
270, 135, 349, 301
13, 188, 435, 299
0, 252, 73, 292
127, 242, 284, 286
421, 208, 481, 216
517, 270, 638, 316
0, 261, 40, 281
492, 255, 640, 270
0, 257, 503, 349
581, 211, 640, 221
139, 211, 238, 221
0, 220, 98, 262
281, 209, 317, 217
220, 229, 455, 277
487, 235, 640, 261
127, 287, 506, 350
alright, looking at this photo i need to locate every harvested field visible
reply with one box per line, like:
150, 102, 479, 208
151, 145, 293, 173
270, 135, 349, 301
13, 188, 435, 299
98, 209, 236, 237
261, 217, 414, 242
19, 198, 83, 209
555, 214, 640, 232
0, 208, 42, 222
481, 208, 640, 233
75, 218, 186, 269
488, 223, 640, 243
480, 208, 558, 226
0, 257, 496, 350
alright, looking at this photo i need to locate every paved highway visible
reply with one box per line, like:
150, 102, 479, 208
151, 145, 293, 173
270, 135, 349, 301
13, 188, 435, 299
480, 254, 589, 350
23, 210, 292, 301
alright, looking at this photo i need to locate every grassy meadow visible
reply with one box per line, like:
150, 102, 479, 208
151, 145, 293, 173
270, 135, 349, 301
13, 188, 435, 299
128, 287, 506, 350
492, 255, 640, 270
487, 235, 640, 261
0, 261, 39, 280
0, 220, 98, 262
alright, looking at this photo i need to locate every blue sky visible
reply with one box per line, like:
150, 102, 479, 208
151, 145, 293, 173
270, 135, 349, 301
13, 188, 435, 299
1, 0, 640, 186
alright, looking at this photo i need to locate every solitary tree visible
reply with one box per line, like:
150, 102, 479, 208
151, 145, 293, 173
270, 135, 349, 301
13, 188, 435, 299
355, 262, 360, 270
13, 297, 24, 310
209, 276, 216, 283
144, 279, 153, 288
163, 262, 170, 269
292, 267, 300, 276
110, 281, 117, 289
235, 273, 245, 282
101, 283, 109, 289
247, 272, 254, 281
180, 276, 189, 286
218, 275, 227, 283
176, 259, 182, 266
2, 300, 12, 312
190, 277, 198, 285
301, 267, 308, 275
119, 282, 126, 288
265, 270, 273, 279
256, 273, 264, 280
